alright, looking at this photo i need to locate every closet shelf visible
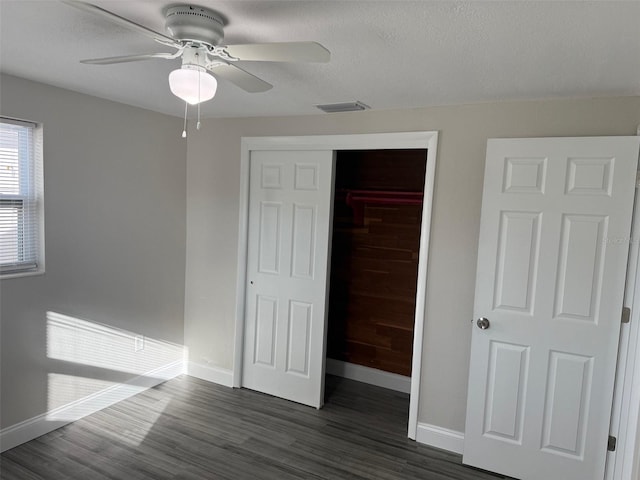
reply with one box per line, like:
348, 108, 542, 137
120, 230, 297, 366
342, 189, 423, 225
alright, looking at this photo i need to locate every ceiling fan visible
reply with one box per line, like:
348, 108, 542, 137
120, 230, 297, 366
62, 1, 330, 107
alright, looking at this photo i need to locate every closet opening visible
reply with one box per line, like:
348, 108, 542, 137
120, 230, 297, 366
325, 149, 427, 399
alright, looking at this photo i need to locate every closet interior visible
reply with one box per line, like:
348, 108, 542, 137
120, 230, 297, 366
326, 149, 427, 378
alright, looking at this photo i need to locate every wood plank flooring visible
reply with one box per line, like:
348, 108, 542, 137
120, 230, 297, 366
0, 375, 504, 480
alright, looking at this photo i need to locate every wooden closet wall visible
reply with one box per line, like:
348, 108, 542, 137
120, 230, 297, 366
326, 149, 427, 377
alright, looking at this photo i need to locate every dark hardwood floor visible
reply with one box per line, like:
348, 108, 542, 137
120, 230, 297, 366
0, 375, 504, 479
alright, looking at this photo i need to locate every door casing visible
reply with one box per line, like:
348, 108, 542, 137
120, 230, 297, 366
234, 131, 439, 439
608, 168, 640, 480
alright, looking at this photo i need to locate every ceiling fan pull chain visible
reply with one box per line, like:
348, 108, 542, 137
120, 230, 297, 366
182, 102, 188, 138
197, 71, 202, 130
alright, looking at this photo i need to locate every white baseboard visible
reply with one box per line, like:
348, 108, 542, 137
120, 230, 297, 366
0, 360, 184, 453
416, 422, 465, 455
325, 358, 411, 394
186, 362, 234, 388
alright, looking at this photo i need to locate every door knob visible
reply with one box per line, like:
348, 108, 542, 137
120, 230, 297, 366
477, 317, 490, 330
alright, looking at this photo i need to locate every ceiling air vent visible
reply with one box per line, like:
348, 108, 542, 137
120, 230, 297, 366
316, 101, 370, 113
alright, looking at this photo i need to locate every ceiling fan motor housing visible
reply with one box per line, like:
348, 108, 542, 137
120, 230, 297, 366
165, 5, 224, 46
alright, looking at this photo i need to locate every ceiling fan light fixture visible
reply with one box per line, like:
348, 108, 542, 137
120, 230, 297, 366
168, 66, 217, 105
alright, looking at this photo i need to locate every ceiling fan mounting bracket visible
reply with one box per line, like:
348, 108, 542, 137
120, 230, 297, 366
180, 45, 209, 69
165, 5, 225, 47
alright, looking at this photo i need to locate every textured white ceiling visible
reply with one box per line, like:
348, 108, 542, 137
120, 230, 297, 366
1, 1, 639, 118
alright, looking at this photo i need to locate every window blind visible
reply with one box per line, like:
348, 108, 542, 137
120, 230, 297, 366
0, 117, 43, 275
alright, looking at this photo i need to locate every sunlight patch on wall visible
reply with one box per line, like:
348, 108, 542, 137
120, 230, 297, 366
45, 311, 185, 437
46, 311, 184, 376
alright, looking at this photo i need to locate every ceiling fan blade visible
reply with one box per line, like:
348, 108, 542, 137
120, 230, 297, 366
80, 53, 178, 65
224, 42, 330, 63
61, 1, 180, 48
209, 64, 273, 93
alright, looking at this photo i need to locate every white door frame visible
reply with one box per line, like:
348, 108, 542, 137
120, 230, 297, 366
608, 167, 640, 480
233, 131, 439, 439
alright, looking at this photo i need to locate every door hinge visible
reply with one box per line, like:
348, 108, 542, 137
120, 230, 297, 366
622, 307, 631, 324
608, 436, 617, 452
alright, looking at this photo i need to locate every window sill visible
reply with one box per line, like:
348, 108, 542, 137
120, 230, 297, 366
0, 269, 45, 280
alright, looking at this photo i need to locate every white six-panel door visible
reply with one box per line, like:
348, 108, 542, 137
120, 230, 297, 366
463, 137, 640, 480
242, 150, 334, 408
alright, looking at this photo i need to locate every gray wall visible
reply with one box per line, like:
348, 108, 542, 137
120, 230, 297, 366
2, 75, 638, 438
184, 96, 640, 433
0, 75, 186, 429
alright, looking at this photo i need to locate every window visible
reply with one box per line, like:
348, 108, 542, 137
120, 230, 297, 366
0, 117, 44, 276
